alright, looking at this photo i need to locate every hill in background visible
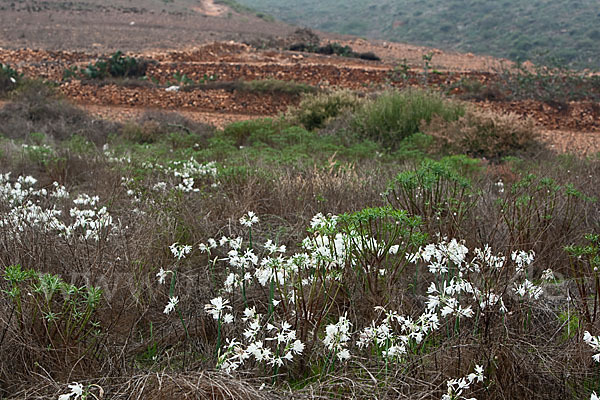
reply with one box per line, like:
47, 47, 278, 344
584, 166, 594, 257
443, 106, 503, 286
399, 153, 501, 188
238, 0, 600, 70
0, 0, 291, 52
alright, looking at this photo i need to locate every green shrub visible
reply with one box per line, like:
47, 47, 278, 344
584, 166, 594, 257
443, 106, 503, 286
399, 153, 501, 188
351, 89, 464, 150
385, 157, 478, 237
3, 264, 103, 368
286, 90, 362, 131
223, 118, 281, 146
64, 51, 150, 80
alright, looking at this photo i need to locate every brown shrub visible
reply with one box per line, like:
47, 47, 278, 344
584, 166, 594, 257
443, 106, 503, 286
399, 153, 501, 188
423, 108, 540, 160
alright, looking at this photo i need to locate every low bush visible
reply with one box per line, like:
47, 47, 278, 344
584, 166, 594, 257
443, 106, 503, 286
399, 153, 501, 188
351, 89, 465, 150
63, 51, 150, 80
288, 42, 381, 61
422, 108, 540, 159
286, 90, 362, 131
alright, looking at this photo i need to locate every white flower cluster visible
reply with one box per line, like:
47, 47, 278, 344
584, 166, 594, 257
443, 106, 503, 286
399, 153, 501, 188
407, 238, 469, 273
66, 194, 114, 241
442, 364, 485, 400
113, 153, 219, 200
169, 242, 192, 260
323, 314, 352, 361
163, 296, 179, 314
357, 306, 439, 361
204, 296, 233, 323
409, 239, 544, 318
0, 174, 114, 242
310, 212, 338, 231
187, 214, 545, 374
215, 306, 304, 372
198, 212, 349, 303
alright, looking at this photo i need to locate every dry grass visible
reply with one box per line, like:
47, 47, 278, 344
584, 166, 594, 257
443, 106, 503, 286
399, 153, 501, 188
0, 90, 599, 399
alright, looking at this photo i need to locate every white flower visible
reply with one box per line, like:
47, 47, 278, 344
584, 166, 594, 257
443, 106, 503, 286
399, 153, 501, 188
163, 296, 179, 314
467, 364, 485, 383
58, 382, 84, 400
323, 314, 352, 361
170, 242, 192, 260
243, 307, 256, 320
240, 211, 259, 227
512, 250, 535, 274
337, 348, 351, 361
204, 297, 232, 320
591, 391, 599, 400
156, 267, 171, 284
541, 268, 555, 281
584, 331, 600, 362
290, 339, 305, 354
496, 180, 505, 193
513, 279, 543, 300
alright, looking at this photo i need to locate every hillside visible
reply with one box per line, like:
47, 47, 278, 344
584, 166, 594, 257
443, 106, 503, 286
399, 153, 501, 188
0, 0, 291, 52
238, 0, 600, 69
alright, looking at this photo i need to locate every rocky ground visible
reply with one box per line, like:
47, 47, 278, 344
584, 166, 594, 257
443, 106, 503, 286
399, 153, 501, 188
0, 0, 598, 155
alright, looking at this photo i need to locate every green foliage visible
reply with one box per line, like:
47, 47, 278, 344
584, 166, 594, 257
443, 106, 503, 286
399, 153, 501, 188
351, 89, 464, 150
3, 264, 102, 351
337, 207, 426, 303
66, 134, 97, 155
286, 90, 362, 131
22, 143, 56, 166
169, 71, 218, 87
498, 174, 596, 261
214, 0, 258, 14
223, 118, 281, 147
385, 157, 479, 237
288, 41, 381, 61
557, 310, 579, 341
392, 132, 434, 160
63, 51, 150, 80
